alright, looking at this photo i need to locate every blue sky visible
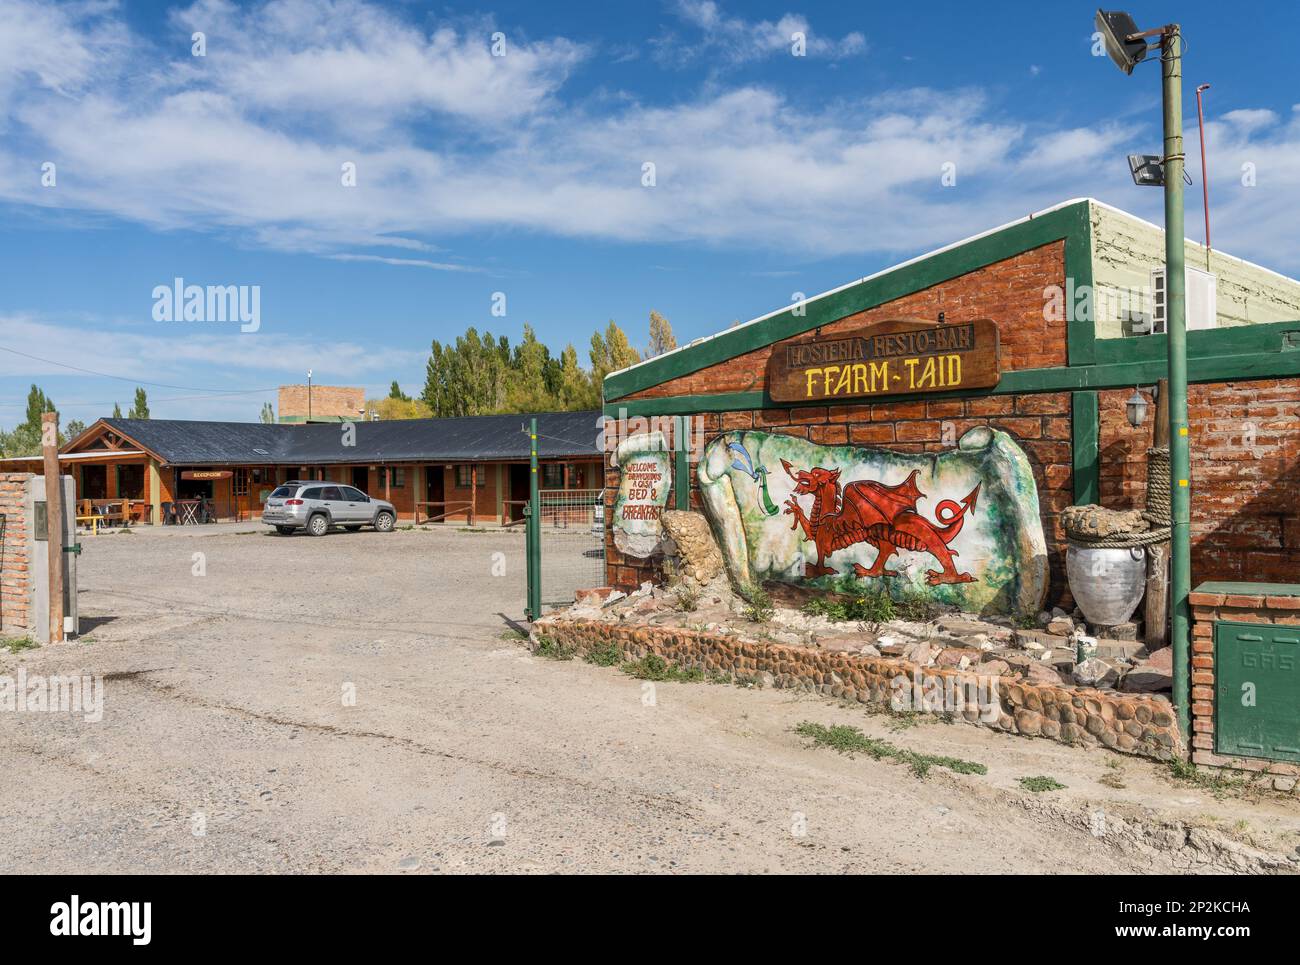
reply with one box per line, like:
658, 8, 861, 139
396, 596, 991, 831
1, 0, 1297, 423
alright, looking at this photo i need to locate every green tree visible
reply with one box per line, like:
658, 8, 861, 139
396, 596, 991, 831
24, 384, 55, 433
260, 402, 275, 423
420, 328, 512, 418
388, 380, 411, 402
128, 387, 149, 419
112, 402, 122, 419
63, 418, 87, 442
0, 385, 56, 457
558, 344, 598, 409
504, 324, 559, 412
589, 321, 640, 401
648, 310, 677, 357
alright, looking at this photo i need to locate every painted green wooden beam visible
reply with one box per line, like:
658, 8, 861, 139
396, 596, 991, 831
604, 200, 1094, 402
1093, 319, 1300, 366
602, 347, 1300, 418
673, 415, 690, 510
1071, 391, 1099, 505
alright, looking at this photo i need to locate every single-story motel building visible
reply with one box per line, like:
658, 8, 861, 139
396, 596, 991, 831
5, 410, 604, 526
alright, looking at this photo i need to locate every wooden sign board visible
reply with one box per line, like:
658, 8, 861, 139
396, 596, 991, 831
181, 470, 233, 480
766, 318, 1001, 404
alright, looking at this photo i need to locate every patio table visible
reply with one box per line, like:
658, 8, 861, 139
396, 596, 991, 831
175, 499, 202, 525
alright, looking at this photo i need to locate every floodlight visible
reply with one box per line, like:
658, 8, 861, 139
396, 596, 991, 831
1127, 153, 1164, 186
1095, 9, 1147, 74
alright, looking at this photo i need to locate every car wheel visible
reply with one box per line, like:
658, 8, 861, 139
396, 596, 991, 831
275, 525, 295, 535
307, 513, 329, 537
374, 511, 395, 533
344, 524, 362, 532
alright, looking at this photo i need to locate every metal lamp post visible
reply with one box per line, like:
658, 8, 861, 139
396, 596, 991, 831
1096, 10, 1192, 745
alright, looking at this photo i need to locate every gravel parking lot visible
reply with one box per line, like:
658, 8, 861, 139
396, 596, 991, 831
3, 525, 1297, 873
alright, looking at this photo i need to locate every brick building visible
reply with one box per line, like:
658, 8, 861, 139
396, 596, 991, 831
602, 198, 1300, 598
598, 197, 1300, 770
276, 384, 366, 423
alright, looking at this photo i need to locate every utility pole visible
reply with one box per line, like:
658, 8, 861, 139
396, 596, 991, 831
42, 411, 65, 643
1161, 26, 1192, 744
1195, 83, 1212, 270
525, 417, 541, 621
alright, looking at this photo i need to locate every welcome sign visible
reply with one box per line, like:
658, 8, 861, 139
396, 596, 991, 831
767, 318, 1000, 403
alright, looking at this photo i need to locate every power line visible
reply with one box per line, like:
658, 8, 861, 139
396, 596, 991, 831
0, 387, 275, 408
0, 344, 278, 394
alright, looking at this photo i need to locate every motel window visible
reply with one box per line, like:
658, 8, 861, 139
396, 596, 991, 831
116, 464, 145, 500
380, 467, 405, 489
455, 465, 485, 489
542, 464, 563, 489
234, 469, 250, 496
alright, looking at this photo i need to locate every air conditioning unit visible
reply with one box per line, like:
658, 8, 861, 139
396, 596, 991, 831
1148, 266, 1217, 334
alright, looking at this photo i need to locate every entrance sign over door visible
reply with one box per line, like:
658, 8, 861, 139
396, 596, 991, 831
766, 318, 1001, 403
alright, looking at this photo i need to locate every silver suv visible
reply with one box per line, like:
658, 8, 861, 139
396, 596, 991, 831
262, 481, 397, 536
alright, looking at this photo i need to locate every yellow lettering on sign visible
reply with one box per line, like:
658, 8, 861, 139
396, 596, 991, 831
805, 367, 822, 397
800, 353, 957, 398
853, 363, 869, 394
834, 366, 853, 395
903, 357, 919, 389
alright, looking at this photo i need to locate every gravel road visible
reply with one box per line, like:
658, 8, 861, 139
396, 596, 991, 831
2, 526, 1295, 874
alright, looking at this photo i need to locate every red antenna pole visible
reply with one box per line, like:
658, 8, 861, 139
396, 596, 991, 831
1195, 83, 1212, 271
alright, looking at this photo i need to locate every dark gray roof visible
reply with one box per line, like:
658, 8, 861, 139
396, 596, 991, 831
97, 411, 602, 466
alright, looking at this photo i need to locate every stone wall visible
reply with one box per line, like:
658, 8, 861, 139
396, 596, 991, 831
0, 473, 33, 636
533, 616, 1181, 760
1189, 587, 1300, 785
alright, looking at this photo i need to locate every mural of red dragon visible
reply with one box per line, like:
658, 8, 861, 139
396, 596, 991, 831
779, 459, 981, 585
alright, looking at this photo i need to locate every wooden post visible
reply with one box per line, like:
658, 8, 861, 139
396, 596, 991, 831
469, 464, 477, 527
1145, 379, 1171, 650
42, 412, 65, 643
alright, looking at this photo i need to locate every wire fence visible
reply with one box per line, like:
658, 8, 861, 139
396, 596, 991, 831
536, 488, 606, 609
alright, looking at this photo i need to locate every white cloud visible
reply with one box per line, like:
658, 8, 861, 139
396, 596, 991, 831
0, 0, 1297, 274
0, 312, 425, 420
655, 0, 866, 67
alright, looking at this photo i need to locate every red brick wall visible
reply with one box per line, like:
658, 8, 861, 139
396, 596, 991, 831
0, 473, 33, 635
606, 241, 1075, 599
624, 241, 1066, 402
1099, 380, 1300, 585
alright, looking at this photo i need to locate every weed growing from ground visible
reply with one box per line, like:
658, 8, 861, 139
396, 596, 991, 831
620, 653, 704, 683
794, 721, 986, 778
1, 637, 37, 653
1166, 757, 1253, 798
673, 582, 701, 612
534, 636, 576, 661
1018, 775, 1066, 792
803, 587, 894, 625
584, 641, 623, 667
740, 584, 774, 623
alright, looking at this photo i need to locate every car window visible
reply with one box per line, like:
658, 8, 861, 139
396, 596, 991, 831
302, 487, 324, 500
321, 486, 343, 501
342, 487, 368, 501
270, 486, 296, 499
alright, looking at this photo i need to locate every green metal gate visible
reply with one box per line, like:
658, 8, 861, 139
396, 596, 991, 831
525, 488, 605, 616
1215, 620, 1300, 762
522, 409, 607, 620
